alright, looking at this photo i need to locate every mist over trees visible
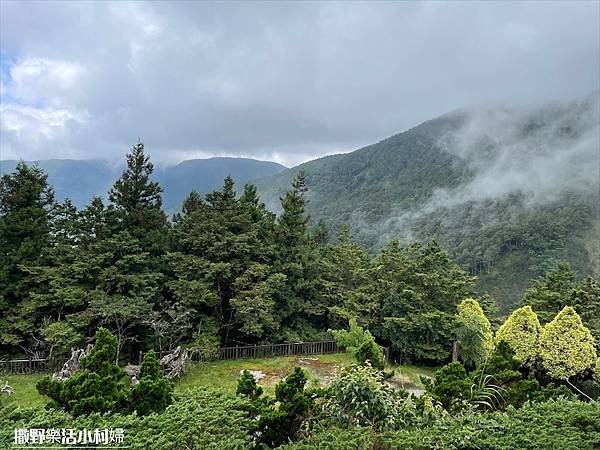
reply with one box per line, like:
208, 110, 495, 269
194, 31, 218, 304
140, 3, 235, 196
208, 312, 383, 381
2, 142, 598, 369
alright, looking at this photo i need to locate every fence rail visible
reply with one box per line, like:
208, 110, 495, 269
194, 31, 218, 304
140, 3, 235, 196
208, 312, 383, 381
2, 340, 389, 375
0, 357, 63, 374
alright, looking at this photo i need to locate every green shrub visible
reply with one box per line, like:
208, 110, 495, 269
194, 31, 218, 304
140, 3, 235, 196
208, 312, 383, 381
129, 350, 174, 416
423, 362, 471, 412
539, 306, 597, 380
257, 367, 314, 448
455, 298, 494, 367
495, 305, 542, 365
322, 363, 411, 430
330, 318, 385, 370
1, 387, 255, 450
236, 369, 264, 401
283, 399, 600, 450
36, 328, 129, 416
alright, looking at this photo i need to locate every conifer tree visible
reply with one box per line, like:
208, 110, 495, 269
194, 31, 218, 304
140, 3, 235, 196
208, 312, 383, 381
521, 262, 576, 323
0, 162, 54, 352
495, 305, 542, 365
539, 306, 597, 380
374, 240, 475, 363
273, 172, 322, 339
455, 298, 494, 367
321, 225, 376, 328
108, 140, 168, 255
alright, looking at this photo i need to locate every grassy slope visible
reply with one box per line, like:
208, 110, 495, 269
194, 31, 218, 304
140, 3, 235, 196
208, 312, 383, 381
2, 374, 47, 408
3, 353, 434, 408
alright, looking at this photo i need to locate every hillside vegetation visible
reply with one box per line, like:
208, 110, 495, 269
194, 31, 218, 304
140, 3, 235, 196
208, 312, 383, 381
254, 93, 600, 311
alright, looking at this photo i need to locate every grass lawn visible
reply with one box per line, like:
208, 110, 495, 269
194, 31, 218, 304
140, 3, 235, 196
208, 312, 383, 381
3, 353, 435, 408
177, 352, 434, 396
2, 374, 48, 408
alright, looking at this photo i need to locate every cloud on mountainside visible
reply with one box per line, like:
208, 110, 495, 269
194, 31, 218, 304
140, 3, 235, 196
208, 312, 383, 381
0, 1, 599, 166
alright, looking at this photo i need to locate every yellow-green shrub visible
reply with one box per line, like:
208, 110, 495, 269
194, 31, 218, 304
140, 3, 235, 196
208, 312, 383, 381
495, 305, 541, 365
539, 306, 597, 379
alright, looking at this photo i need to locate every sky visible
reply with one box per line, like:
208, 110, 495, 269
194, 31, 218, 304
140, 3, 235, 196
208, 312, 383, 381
0, 1, 598, 167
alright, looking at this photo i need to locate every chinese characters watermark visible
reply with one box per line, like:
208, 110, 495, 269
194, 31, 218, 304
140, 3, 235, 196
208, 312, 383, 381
14, 428, 126, 447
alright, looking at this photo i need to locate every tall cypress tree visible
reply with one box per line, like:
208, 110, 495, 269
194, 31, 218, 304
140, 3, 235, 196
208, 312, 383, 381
274, 172, 323, 340
0, 162, 54, 354
108, 140, 168, 255
320, 225, 377, 329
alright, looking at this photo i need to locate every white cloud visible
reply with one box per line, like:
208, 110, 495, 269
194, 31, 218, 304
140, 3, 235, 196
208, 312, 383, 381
8, 57, 85, 106
0, 104, 87, 159
0, 2, 598, 164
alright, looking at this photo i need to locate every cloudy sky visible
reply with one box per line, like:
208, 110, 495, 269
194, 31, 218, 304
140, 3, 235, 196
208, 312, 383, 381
1, 1, 598, 167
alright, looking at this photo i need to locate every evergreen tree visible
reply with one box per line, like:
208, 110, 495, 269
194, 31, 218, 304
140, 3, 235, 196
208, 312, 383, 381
36, 328, 129, 416
521, 262, 576, 323
373, 240, 475, 363
130, 349, 174, 415
495, 305, 542, 365
570, 276, 600, 348
539, 306, 597, 380
87, 231, 162, 361
274, 172, 323, 339
0, 162, 54, 353
108, 140, 168, 255
455, 298, 494, 367
321, 225, 377, 328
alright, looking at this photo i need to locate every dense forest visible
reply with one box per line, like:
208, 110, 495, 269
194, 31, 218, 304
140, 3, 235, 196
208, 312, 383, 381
1, 142, 599, 365
2, 142, 600, 448
254, 93, 600, 312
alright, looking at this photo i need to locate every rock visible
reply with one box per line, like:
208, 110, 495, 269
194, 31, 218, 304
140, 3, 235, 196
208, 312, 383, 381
121, 365, 140, 385
160, 346, 190, 379
239, 370, 265, 381
52, 345, 92, 381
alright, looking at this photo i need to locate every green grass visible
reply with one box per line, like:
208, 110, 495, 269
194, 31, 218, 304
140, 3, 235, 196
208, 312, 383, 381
177, 352, 357, 395
1, 374, 48, 408
3, 354, 435, 408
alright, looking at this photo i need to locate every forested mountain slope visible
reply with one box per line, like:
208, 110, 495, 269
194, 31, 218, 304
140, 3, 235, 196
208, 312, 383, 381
255, 93, 600, 312
0, 157, 286, 212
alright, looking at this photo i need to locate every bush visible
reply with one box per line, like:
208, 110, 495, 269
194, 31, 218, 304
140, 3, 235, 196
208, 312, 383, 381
258, 367, 313, 447
37, 328, 129, 416
330, 319, 385, 370
321, 363, 411, 430
495, 305, 542, 366
539, 306, 597, 380
1, 387, 255, 450
130, 350, 174, 416
423, 362, 471, 412
455, 298, 494, 367
282, 399, 600, 450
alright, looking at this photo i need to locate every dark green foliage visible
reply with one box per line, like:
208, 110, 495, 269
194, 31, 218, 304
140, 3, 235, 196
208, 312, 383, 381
282, 399, 600, 450
273, 172, 324, 340
1, 387, 256, 450
236, 370, 264, 401
321, 225, 377, 328
521, 261, 577, 323
373, 240, 475, 364
36, 328, 129, 416
130, 350, 174, 416
254, 101, 599, 312
423, 362, 471, 411
330, 319, 385, 370
258, 367, 313, 447
0, 162, 54, 352
521, 262, 600, 348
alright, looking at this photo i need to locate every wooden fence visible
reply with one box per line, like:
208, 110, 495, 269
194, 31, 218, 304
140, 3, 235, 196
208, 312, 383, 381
218, 340, 340, 360
0, 357, 63, 375
2, 340, 389, 375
